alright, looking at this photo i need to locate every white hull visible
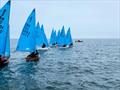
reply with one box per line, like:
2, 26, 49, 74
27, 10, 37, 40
37, 47, 49, 51
58, 46, 69, 49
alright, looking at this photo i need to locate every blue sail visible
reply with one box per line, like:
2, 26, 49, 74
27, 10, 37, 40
16, 9, 36, 52
49, 28, 54, 45
56, 30, 61, 45
66, 27, 73, 45
69, 28, 73, 45
53, 30, 57, 44
59, 26, 66, 46
41, 24, 48, 47
5, 25, 10, 57
0, 1, 10, 56
35, 22, 44, 47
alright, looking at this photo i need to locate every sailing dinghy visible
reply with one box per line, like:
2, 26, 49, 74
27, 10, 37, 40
58, 26, 69, 49
36, 23, 49, 51
56, 30, 60, 46
49, 29, 54, 46
0, 1, 10, 67
49, 29, 57, 47
16, 9, 39, 61
65, 27, 73, 47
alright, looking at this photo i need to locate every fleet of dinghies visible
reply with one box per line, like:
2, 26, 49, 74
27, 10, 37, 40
50, 26, 73, 48
0, 1, 73, 67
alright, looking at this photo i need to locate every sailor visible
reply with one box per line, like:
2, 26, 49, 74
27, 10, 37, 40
0, 55, 5, 63
27, 50, 39, 57
25, 50, 39, 61
63, 44, 66, 47
0, 55, 3, 63
52, 43, 55, 46
70, 43, 73, 46
0, 55, 9, 66
42, 43, 46, 48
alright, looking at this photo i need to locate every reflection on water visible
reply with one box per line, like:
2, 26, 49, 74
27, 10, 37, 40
0, 39, 120, 90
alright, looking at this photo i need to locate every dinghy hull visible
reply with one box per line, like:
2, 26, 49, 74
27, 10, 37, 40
58, 46, 69, 49
25, 55, 39, 61
37, 47, 49, 51
0, 58, 9, 68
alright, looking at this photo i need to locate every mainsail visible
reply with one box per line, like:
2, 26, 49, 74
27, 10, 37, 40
49, 29, 54, 45
53, 30, 57, 44
5, 25, 10, 57
59, 26, 66, 46
41, 24, 48, 47
35, 22, 44, 47
0, 1, 10, 57
65, 27, 73, 46
16, 9, 36, 52
50, 29, 57, 45
56, 30, 61, 45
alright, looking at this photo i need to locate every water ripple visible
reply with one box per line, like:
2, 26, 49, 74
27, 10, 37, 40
0, 39, 120, 90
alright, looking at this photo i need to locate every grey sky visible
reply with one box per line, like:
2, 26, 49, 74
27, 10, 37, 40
0, 0, 120, 39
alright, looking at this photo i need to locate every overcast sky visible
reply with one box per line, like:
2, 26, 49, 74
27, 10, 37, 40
0, 0, 120, 39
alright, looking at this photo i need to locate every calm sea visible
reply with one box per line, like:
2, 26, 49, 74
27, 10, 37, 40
0, 39, 120, 90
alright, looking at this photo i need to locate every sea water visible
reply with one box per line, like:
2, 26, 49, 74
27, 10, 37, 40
0, 39, 120, 90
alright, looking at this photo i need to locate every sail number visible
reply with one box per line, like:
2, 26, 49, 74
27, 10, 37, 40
0, 9, 6, 33
22, 23, 30, 37
0, 16, 4, 33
